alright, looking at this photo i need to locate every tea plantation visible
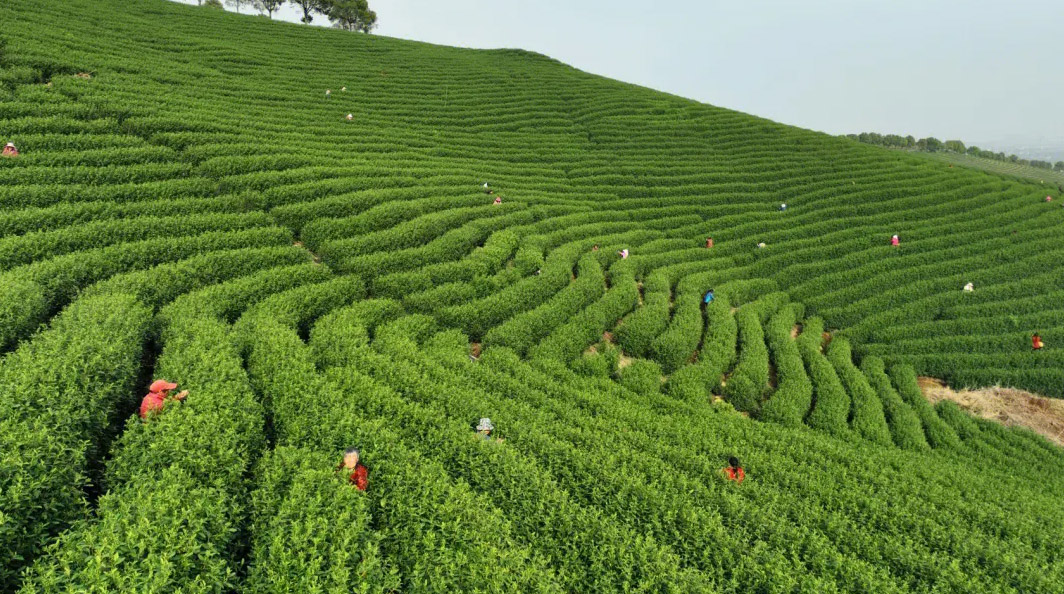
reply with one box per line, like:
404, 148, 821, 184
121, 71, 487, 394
1, 0, 1063, 592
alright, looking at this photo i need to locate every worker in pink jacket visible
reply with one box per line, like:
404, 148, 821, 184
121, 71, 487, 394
890, 234, 900, 247
139, 379, 189, 419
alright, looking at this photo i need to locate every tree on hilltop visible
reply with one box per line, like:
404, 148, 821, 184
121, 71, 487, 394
289, 0, 328, 23
324, 0, 377, 32
254, 0, 285, 18
225, 0, 251, 12
944, 140, 966, 154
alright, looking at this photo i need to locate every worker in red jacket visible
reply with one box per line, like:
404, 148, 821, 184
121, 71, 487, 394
705, 237, 714, 249
139, 379, 188, 419
722, 456, 745, 484
340, 447, 368, 491
1032, 333, 1044, 350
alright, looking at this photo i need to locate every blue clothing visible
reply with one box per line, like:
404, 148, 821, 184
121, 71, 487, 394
703, 291, 715, 304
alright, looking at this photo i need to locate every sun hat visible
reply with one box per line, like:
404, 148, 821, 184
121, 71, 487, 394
476, 418, 494, 432
149, 379, 178, 393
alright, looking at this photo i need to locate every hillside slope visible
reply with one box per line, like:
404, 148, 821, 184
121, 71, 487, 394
1, 1, 1063, 592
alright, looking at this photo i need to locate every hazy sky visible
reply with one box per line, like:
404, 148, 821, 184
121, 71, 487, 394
174, 0, 1063, 158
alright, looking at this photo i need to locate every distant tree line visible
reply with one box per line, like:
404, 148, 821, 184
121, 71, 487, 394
846, 132, 1064, 173
198, 0, 376, 32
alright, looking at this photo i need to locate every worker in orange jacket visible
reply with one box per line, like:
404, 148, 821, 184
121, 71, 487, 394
1032, 334, 1044, 350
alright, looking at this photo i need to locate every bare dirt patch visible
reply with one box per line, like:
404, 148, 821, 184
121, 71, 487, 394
918, 377, 1064, 447
790, 325, 800, 339
293, 241, 322, 264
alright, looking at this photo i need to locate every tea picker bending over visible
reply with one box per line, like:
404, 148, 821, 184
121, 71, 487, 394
722, 456, 745, 484
475, 417, 504, 442
139, 379, 188, 419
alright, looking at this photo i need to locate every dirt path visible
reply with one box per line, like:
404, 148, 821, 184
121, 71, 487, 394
918, 377, 1064, 447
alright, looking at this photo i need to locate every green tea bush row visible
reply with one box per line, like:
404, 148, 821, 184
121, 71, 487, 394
722, 305, 772, 414
246, 446, 400, 594
664, 296, 737, 401
340, 209, 542, 279
373, 229, 520, 298
301, 194, 493, 247
0, 212, 272, 270
81, 246, 311, 308
0, 294, 150, 590
858, 357, 930, 451
615, 271, 671, 357
826, 338, 892, 446
0, 226, 291, 351
760, 303, 813, 427
0, 177, 216, 209
21, 307, 266, 592
887, 364, 961, 450
437, 243, 582, 338
353, 333, 712, 592
797, 318, 851, 437
484, 254, 604, 355
0, 195, 244, 238
529, 262, 639, 362
157, 264, 333, 329
242, 312, 559, 592
618, 358, 664, 395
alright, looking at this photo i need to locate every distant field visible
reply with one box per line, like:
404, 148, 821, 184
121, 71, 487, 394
918, 151, 1064, 188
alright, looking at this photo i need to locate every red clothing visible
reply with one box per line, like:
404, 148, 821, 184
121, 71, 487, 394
1, 147, 17, 157
348, 464, 368, 491
139, 391, 168, 419
723, 466, 745, 483
1033, 336, 1044, 350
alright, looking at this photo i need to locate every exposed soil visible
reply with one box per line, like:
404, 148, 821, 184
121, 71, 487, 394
918, 377, 1064, 447
293, 241, 322, 264
820, 332, 833, 351
790, 325, 800, 339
